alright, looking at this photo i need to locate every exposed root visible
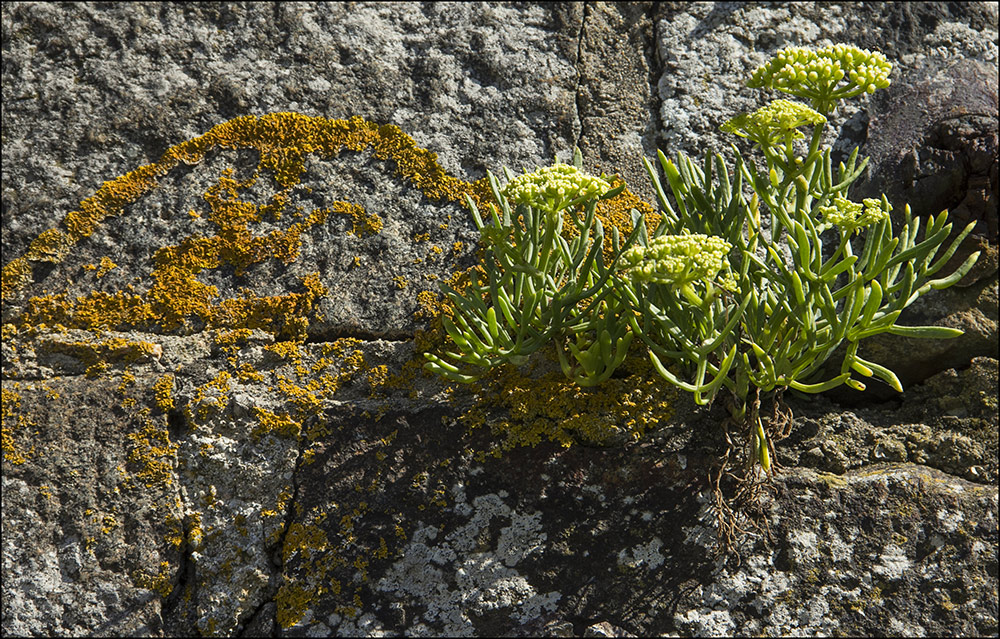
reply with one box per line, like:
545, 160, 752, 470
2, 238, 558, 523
710, 387, 794, 565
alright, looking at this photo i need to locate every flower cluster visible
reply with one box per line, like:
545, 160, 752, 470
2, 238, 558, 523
427, 43, 979, 481
622, 234, 732, 286
721, 99, 826, 149
747, 43, 892, 113
502, 163, 611, 215
818, 196, 892, 233
424, 149, 634, 387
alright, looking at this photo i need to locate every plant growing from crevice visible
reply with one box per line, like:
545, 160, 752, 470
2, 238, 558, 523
423, 153, 642, 388
424, 44, 981, 553
629, 44, 977, 474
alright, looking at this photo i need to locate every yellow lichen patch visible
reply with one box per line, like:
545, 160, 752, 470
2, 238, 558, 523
325, 337, 363, 360
164, 513, 185, 548
333, 201, 383, 237
100, 514, 120, 535
189, 371, 233, 422
413, 290, 444, 321
184, 511, 206, 551
153, 374, 176, 412
64, 164, 164, 241
85, 360, 110, 379
275, 518, 350, 628
117, 370, 136, 395
133, 561, 174, 598
43, 336, 161, 370
260, 338, 370, 441
252, 407, 302, 441
96, 256, 118, 278
24, 229, 75, 263
460, 353, 676, 450
125, 418, 179, 488
282, 522, 329, 564
558, 176, 660, 265
374, 536, 389, 560
277, 578, 340, 630
264, 340, 304, 362
301, 447, 318, 465
3, 112, 496, 347
2, 323, 19, 342
1, 258, 32, 301
1, 387, 35, 466
366, 365, 389, 396
210, 272, 327, 340
275, 376, 325, 418
235, 362, 265, 383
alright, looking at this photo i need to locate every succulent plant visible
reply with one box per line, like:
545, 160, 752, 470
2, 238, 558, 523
425, 43, 980, 473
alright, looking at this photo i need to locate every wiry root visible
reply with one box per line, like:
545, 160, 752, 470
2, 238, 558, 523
710, 388, 793, 565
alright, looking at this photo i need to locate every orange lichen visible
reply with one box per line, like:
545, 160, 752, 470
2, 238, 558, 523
153, 374, 176, 412
133, 561, 175, 598
366, 365, 389, 396
96, 256, 118, 278
212, 328, 256, 353
117, 370, 136, 395
164, 513, 185, 548
189, 371, 233, 422
252, 407, 302, 441
25, 229, 74, 263
335, 201, 383, 237
1, 112, 677, 633
2, 113, 498, 347
459, 354, 676, 450
125, 418, 179, 488
1, 258, 32, 301
557, 176, 659, 265
1, 386, 34, 465
265, 341, 303, 362
4, 112, 656, 366
44, 336, 160, 371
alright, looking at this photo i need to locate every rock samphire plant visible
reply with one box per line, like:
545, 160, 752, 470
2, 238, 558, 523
425, 44, 980, 477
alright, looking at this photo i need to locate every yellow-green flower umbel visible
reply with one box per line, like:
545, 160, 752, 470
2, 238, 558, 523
501, 163, 611, 216
747, 44, 892, 114
427, 44, 980, 485
721, 99, 826, 150
622, 234, 732, 287
818, 196, 892, 234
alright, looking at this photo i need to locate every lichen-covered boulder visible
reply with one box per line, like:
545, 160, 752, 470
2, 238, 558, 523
3, 2, 997, 637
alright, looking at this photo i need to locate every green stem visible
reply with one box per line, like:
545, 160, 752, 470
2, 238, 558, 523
679, 283, 704, 307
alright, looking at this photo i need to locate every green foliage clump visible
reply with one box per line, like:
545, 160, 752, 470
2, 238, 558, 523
425, 44, 980, 473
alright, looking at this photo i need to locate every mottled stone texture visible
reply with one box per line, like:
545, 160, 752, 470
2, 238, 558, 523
2, 2, 998, 637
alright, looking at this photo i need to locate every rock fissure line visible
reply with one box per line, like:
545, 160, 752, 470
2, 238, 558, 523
645, 3, 664, 156
302, 327, 414, 344
265, 429, 308, 634
159, 532, 197, 629
573, 2, 590, 156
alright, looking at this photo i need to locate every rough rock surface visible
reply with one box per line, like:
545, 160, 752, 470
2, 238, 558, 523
2, 2, 998, 637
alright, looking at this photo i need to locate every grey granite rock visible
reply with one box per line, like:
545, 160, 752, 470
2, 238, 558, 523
3, 2, 998, 637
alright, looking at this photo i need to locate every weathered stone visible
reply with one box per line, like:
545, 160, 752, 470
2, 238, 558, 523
848, 42, 998, 233
1, 376, 184, 637
3, 2, 997, 637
